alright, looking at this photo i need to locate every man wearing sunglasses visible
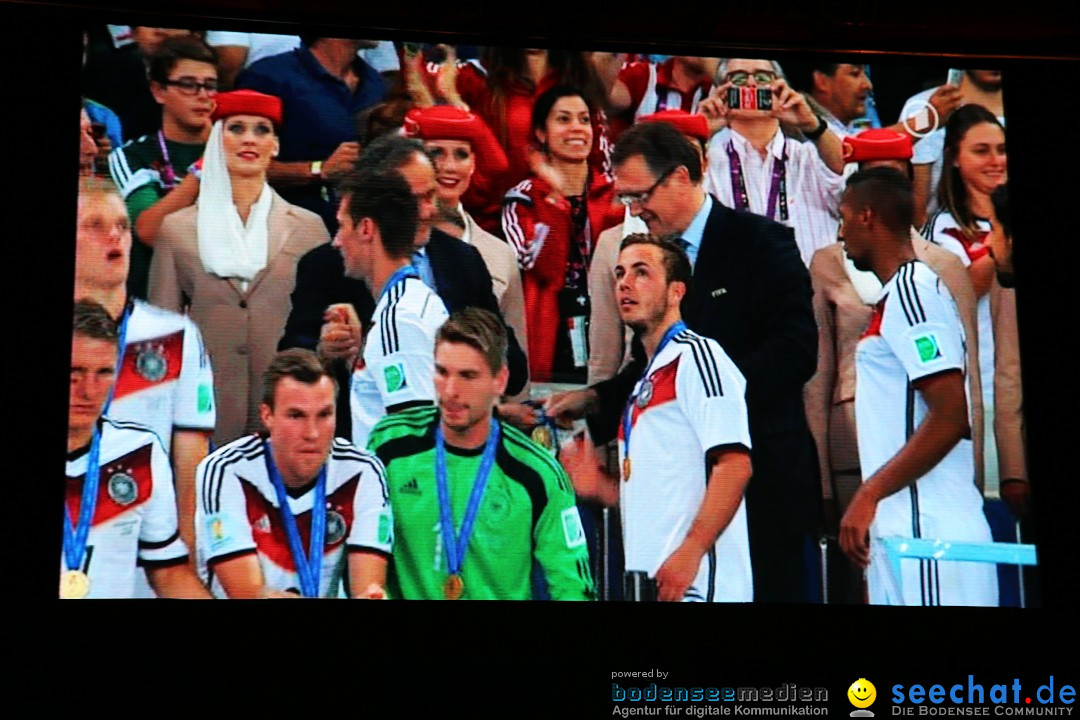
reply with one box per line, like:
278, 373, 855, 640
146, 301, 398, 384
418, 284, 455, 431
702, 59, 846, 269
546, 120, 822, 604
107, 35, 219, 300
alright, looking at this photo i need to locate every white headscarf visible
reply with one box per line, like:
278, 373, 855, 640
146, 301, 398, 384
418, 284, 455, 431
196, 119, 273, 290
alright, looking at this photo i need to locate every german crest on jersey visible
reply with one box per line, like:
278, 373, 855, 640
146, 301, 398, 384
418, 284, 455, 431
136, 343, 169, 382
107, 471, 138, 505
325, 509, 346, 545
636, 379, 654, 409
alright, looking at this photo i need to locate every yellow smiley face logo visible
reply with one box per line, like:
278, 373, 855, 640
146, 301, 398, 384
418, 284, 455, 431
848, 679, 877, 708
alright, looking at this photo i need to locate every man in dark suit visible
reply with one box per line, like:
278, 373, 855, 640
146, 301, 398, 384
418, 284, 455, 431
547, 121, 821, 603
280, 135, 528, 438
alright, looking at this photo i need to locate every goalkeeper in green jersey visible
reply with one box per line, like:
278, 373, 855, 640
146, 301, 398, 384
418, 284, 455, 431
363, 308, 596, 600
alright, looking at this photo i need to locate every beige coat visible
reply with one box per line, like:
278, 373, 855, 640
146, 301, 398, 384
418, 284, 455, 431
149, 192, 329, 446
465, 212, 530, 399
587, 222, 632, 385
992, 284, 1027, 482
804, 233, 986, 512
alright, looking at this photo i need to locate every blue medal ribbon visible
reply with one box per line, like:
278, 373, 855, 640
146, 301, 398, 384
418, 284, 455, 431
102, 303, 132, 415
263, 440, 328, 598
63, 424, 105, 574
435, 417, 501, 584
378, 264, 419, 305
621, 321, 687, 474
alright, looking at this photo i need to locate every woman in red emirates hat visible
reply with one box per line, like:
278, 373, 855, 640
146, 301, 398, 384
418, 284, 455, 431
501, 84, 623, 384
402, 105, 531, 398
149, 89, 329, 446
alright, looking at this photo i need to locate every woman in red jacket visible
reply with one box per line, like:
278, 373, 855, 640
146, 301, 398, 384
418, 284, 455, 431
406, 47, 611, 234
501, 85, 623, 383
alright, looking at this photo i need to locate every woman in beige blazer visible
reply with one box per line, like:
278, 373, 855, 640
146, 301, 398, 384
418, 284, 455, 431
149, 90, 328, 446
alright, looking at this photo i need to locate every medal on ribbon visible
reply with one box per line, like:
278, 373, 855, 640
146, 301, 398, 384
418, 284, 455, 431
436, 417, 501, 600
621, 321, 686, 483
61, 424, 107, 599
263, 440, 328, 598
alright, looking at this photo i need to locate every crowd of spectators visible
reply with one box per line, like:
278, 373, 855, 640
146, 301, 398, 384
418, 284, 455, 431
73, 25, 1026, 602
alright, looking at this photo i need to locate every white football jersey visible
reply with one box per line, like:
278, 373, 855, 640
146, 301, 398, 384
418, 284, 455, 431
855, 260, 996, 606
617, 329, 754, 602
195, 435, 392, 598
350, 276, 448, 448
61, 418, 189, 598
109, 299, 216, 452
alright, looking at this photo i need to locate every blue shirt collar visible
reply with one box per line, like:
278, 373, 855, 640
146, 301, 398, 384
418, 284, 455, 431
680, 193, 712, 253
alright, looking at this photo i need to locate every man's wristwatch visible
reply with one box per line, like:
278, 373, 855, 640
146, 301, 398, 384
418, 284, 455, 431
310, 160, 323, 179
803, 114, 828, 141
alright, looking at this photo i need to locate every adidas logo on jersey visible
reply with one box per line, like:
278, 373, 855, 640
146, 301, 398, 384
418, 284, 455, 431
400, 478, 421, 495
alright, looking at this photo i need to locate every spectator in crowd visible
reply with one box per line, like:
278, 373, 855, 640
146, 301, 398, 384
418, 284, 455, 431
904, 70, 1003, 226
331, 168, 449, 448
836, 167, 998, 606
83, 26, 197, 142
64, 300, 211, 599
235, 37, 389, 231
149, 90, 329, 447
107, 35, 218, 300
804, 129, 983, 603
600, 55, 719, 141
81, 31, 124, 165
922, 105, 1012, 497
545, 121, 822, 604
703, 58, 846, 267
194, 349, 391, 598
282, 135, 529, 440
502, 85, 623, 383
987, 182, 1015, 289
784, 62, 875, 139
79, 108, 99, 176
588, 110, 711, 385
402, 105, 530, 397
206, 31, 400, 89
572, 236, 754, 602
406, 47, 610, 234
74, 176, 217, 591
366, 308, 596, 600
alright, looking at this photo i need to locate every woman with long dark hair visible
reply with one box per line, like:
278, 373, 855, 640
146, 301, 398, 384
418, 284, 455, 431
405, 47, 611, 233
501, 85, 622, 383
921, 104, 1010, 493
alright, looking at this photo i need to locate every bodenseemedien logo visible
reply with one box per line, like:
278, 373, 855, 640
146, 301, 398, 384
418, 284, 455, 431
850, 679, 877, 717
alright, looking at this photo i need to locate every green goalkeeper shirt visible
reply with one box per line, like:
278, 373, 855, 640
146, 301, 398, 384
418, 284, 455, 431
367, 406, 596, 600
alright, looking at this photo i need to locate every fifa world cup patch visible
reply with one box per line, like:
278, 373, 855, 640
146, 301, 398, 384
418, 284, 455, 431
383, 363, 408, 393
197, 383, 214, 413
378, 511, 393, 545
914, 333, 943, 364
561, 507, 586, 549
206, 514, 230, 551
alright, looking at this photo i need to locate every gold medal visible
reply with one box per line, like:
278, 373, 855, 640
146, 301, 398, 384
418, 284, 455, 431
60, 570, 90, 599
531, 425, 553, 451
622, 457, 631, 481
443, 574, 464, 600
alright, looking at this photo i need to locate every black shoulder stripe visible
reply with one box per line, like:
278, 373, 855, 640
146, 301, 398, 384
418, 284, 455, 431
690, 334, 724, 398
895, 263, 916, 326
355, 457, 390, 503
202, 437, 263, 514
673, 336, 722, 398
907, 265, 927, 322
921, 210, 942, 240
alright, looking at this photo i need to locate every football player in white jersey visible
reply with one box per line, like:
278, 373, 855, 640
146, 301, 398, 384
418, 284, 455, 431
331, 167, 448, 448
838, 167, 997, 606
73, 176, 215, 580
195, 349, 391, 598
570, 235, 754, 602
64, 301, 211, 599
